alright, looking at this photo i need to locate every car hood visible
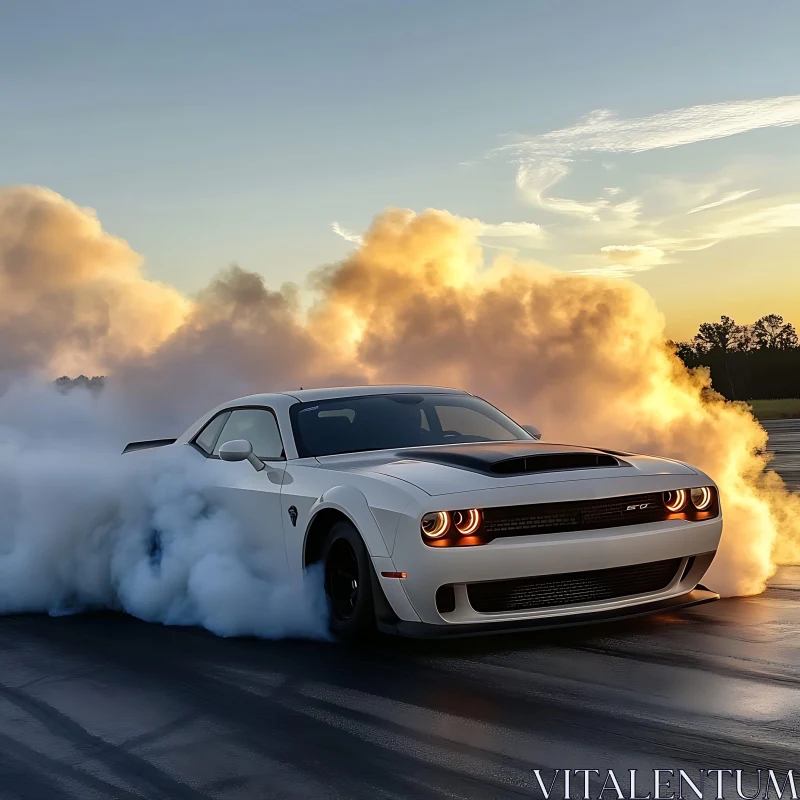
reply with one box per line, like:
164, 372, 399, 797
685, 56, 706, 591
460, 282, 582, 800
313, 441, 697, 496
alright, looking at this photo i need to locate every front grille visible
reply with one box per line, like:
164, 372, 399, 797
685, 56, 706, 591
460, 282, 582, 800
467, 558, 682, 613
482, 492, 667, 539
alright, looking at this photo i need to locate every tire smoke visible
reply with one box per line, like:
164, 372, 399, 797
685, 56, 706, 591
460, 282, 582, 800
0, 379, 329, 638
0, 185, 797, 610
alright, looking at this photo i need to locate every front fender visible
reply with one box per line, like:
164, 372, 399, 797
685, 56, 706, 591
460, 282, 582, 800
306, 485, 390, 558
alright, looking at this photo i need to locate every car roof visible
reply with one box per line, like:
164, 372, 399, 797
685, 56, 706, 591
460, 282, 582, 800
177, 385, 473, 451
234, 385, 470, 405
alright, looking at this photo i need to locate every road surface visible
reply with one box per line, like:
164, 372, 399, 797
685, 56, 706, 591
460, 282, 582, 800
763, 418, 800, 491
0, 423, 797, 799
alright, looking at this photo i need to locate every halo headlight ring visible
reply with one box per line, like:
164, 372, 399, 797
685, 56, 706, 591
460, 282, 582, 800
421, 511, 450, 539
690, 486, 714, 511
663, 487, 715, 513
421, 508, 484, 542
453, 508, 482, 535
663, 489, 688, 512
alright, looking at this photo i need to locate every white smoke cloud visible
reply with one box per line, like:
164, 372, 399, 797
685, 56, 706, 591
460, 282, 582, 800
0, 186, 190, 387
0, 378, 329, 639
0, 185, 797, 615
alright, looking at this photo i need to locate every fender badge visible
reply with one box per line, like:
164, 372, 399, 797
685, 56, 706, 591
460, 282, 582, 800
288, 506, 298, 527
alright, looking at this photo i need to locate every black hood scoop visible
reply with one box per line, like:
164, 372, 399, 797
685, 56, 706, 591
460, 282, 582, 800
395, 442, 629, 477
491, 452, 623, 475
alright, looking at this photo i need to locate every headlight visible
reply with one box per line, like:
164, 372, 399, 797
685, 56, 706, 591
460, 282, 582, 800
421, 511, 450, 538
421, 508, 486, 545
690, 486, 714, 510
453, 508, 482, 535
663, 489, 688, 512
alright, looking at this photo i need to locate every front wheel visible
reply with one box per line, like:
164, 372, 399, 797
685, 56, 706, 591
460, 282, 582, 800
322, 520, 376, 640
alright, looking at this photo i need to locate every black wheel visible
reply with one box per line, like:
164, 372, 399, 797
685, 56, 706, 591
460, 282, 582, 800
322, 520, 376, 640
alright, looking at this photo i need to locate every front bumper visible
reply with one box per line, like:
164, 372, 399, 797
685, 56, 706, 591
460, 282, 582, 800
376, 586, 720, 638
385, 507, 721, 621
368, 475, 724, 640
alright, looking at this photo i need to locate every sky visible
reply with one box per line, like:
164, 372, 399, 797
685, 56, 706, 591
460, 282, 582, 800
2, 0, 799, 340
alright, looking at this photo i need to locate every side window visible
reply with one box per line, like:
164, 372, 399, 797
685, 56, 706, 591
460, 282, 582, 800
434, 404, 517, 441
214, 408, 284, 460
194, 411, 231, 455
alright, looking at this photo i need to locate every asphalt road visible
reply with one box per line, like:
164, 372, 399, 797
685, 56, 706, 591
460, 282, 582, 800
0, 423, 798, 800
763, 418, 800, 491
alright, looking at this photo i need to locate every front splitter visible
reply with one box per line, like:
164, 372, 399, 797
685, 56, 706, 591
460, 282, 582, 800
378, 587, 720, 639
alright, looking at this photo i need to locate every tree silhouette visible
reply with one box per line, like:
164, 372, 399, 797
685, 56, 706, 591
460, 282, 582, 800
674, 312, 800, 401
692, 315, 748, 353
691, 315, 748, 398
752, 314, 799, 350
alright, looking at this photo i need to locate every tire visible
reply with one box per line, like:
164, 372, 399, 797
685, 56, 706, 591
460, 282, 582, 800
322, 520, 376, 640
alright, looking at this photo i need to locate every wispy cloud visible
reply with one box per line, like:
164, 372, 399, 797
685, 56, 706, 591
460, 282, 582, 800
572, 263, 655, 279
499, 94, 800, 218
507, 95, 800, 159
573, 244, 666, 279
708, 202, 800, 240
600, 244, 665, 265
648, 202, 800, 254
331, 219, 548, 247
330, 222, 363, 245
688, 189, 756, 214
477, 220, 548, 243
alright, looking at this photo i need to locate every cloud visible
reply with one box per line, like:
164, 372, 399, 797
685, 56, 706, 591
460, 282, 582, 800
688, 189, 756, 214
571, 264, 653, 279
572, 244, 666, 278
601, 244, 666, 266
498, 94, 800, 217
711, 202, 800, 239
514, 160, 644, 224
509, 95, 800, 159
330, 222, 363, 245
333, 218, 548, 248
477, 220, 548, 244
650, 202, 800, 254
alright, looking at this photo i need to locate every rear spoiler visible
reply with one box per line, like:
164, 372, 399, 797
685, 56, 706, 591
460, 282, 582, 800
122, 438, 177, 455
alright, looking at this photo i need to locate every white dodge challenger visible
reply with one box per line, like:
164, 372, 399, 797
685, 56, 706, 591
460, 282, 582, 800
124, 385, 722, 639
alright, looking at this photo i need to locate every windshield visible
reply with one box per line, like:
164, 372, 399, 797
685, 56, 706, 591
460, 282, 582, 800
290, 393, 531, 457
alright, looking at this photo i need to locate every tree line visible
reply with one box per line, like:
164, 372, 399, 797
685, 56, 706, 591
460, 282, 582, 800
672, 314, 799, 400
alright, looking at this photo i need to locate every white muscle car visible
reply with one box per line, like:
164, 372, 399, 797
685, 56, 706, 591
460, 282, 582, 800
124, 386, 722, 638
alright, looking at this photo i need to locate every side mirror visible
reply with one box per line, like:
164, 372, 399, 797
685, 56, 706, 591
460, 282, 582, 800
522, 424, 542, 441
218, 439, 266, 472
